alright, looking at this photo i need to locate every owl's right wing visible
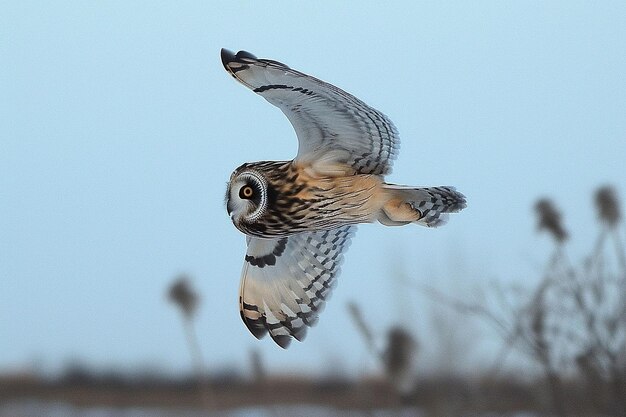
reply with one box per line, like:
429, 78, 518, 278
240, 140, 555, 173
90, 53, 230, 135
238, 226, 355, 348
221, 49, 400, 176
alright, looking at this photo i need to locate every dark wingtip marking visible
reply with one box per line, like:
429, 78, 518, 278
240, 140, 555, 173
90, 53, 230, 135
270, 334, 292, 349
292, 327, 308, 342
221, 49, 258, 75
239, 309, 268, 339
220, 48, 236, 68
236, 50, 257, 60
221, 49, 258, 66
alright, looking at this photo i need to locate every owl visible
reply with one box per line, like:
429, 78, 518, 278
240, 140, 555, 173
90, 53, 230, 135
222, 49, 466, 348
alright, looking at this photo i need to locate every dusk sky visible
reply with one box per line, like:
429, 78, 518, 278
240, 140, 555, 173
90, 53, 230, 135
1, 1, 625, 377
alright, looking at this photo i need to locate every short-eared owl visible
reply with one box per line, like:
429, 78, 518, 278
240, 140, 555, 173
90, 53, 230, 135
222, 49, 466, 348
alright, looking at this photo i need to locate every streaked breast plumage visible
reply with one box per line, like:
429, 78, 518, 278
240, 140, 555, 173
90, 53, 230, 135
220, 48, 467, 348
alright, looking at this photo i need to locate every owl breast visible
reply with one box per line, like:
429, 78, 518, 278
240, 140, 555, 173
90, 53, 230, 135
236, 161, 385, 238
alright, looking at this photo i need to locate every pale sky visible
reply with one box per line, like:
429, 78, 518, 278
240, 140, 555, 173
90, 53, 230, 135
1, 1, 625, 377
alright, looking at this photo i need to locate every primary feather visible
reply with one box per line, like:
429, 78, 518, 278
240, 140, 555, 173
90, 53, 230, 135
240, 226, 355, 348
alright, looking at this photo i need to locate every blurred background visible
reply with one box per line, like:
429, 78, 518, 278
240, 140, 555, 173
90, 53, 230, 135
1, 1, 624, 416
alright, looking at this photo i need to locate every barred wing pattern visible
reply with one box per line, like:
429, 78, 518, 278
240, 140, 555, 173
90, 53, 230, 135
384, 185, 467, 227
239, 226, 355, 348
221, 49, 400, 175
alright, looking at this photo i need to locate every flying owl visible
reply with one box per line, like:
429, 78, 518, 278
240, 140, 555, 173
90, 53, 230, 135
222, 49, 466, 348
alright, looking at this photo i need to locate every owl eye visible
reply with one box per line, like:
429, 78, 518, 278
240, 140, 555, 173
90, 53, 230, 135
239, 185, 255, 199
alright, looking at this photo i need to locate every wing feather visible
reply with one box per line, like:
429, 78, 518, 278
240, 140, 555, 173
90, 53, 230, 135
239, 226, 355, 348
221, 49, 400, 176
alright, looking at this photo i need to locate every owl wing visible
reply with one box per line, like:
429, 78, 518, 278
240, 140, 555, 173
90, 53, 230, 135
239, 226, 355, 348
221, 49, 400, 175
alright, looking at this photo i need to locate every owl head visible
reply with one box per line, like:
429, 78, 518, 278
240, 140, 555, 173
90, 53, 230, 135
226, 165, 269, 229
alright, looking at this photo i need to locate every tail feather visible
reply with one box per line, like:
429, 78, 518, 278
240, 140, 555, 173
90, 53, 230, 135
380, 185, 466, 228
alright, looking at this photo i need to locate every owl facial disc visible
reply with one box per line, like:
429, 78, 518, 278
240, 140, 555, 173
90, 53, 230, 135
227, 170, 267, 225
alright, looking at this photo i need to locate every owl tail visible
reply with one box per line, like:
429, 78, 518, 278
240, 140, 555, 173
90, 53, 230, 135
378, 185, 467, 227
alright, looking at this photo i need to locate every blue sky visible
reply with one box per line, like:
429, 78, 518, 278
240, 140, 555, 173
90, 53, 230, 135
1, 1, 625, 376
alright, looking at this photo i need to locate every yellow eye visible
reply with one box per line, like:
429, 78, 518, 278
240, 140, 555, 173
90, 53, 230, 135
239, 185, 254, 199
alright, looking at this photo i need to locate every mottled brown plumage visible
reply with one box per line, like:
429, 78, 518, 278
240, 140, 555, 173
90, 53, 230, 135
221, 49, 467, 347
228, 161, 386, 238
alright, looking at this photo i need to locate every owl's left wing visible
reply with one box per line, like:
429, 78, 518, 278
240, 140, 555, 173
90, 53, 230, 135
239, 226, 355, 348
221, 49, 399, 176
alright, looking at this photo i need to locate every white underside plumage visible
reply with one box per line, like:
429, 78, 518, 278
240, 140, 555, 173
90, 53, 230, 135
239, 226, 355, 348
